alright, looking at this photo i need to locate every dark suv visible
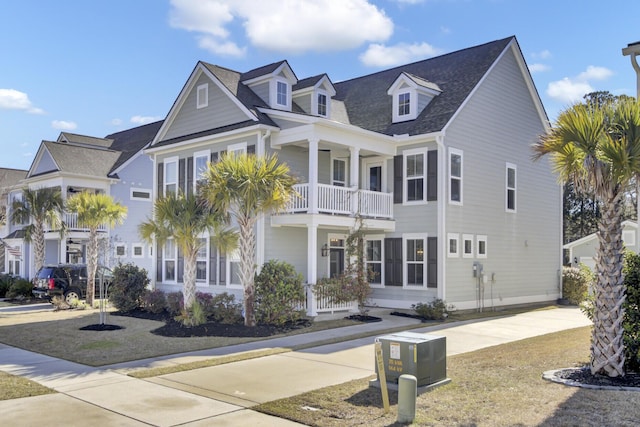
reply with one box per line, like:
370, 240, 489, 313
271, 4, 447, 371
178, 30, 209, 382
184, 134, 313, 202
32, 264, 113, 303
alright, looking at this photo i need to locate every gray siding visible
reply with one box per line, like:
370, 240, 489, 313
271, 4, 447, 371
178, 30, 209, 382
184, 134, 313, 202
164, 74, 250, 141
33, 151, 57, 175
263, 225, 309, 280
252, 82, 270, 105
441, 48, 561, 308
293, 93, 312, 114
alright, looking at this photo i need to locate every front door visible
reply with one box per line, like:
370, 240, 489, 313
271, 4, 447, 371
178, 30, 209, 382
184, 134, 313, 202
329, 248, 345, 278
368, 164, 382, 192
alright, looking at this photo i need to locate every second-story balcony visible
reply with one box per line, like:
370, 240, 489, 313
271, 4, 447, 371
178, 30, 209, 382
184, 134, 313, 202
44, 212, 107, 232
286, 183, 393, 219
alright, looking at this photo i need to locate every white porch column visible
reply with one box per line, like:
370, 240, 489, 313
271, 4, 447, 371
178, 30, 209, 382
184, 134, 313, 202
349, 146, 360, 216
308, 138, 319, 214
60, 239, 66, 263
256, 133, 267, 271
307, 223, 318, 316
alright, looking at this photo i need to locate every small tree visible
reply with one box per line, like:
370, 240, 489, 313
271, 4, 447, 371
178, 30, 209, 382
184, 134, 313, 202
255, 260, 306, 326
109, 263, 150, 312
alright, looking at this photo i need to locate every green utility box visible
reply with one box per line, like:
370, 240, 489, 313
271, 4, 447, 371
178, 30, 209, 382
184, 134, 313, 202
376, 331, 446, 387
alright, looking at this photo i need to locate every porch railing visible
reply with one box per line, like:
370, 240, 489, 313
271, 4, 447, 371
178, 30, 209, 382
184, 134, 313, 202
287, 183, 393, 219
59, 212, 107, 232
303, 284, 358, 315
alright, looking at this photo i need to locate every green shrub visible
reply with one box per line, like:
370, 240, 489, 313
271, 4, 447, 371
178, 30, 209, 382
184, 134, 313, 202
143, 289, 167, 314
109, 263, 150, 312
51, 295, 70, 311
412, 299, 454, 321
166, 292, 183, 316
623, 251, 640, 372
255, 260, 306, 326
6, 278, 34, 299
209, 292, 243, 324
195, 292, 215, 318
175, 300, 206, 327
0, 274, 14, 298
562, 265, 592, 305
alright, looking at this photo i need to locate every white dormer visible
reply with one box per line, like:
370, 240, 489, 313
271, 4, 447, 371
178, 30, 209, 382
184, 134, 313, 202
387, 72, 441, 123
292, 74, 336, 118
242, 61, 298, 111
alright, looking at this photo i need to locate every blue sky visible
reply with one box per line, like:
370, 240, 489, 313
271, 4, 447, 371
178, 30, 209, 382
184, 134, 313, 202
1, 0, 639, 171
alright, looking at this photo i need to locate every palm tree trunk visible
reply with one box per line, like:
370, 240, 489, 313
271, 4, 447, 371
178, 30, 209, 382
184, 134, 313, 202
33, 221, 45, 272
591, 190, 626, 377
183, 250, 197, 310
239, 214, 257, 327
86, 228, 98, 307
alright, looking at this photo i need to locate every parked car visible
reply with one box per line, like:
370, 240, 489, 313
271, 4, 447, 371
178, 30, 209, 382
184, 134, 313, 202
32, 264, 113, 304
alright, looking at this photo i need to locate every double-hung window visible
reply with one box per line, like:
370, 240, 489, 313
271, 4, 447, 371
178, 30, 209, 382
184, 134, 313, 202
365, 238, 383, 284
404, 149, 425, 203
506, 163, 517, 212
449, 148, 463, 204
196, 237, 207, 282
398, 92, 411, 117
164, 239, 176, 282
193, 150, 209, 191
317, 92, 327, 116
164, 157, 178, 195
332, 158, 346, 187
276, 81, 288, 107
406, 236, 425, 286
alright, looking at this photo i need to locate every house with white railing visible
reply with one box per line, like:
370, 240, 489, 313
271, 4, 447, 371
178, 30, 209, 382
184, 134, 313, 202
4, 122, 162, 278
145, 36, 561, 312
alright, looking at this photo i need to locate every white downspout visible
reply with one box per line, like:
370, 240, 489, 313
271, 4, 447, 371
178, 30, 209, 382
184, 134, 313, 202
256, 130, 270, 273
436, 135, 446, 301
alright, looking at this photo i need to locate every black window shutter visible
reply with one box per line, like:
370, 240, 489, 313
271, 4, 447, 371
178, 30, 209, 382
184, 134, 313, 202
219, 253, 226, 285
177, 246, 184, 283
178, 158, 186, 193
427, 237, 437, 288
209, 239, 217, 285
427, 150, 438, 201
157, 162, 164, 197
393, 155, 403, 204
247, 144, 256, 154
156, 242, 162, 282
384, 238, 403, 286
211, 152, 218, 163
186, 157, 194, 193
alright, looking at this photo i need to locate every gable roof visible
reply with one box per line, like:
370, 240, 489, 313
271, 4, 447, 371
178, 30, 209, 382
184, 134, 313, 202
58, 132, 113, 148
563, 220, 638, 249
0, 168, 27, 189
41, 141, 121, 178
334, 36, 516, 136
105, 120, 163, 174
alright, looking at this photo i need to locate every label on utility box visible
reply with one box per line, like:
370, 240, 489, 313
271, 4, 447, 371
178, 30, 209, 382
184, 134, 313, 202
390, 342, 401, 359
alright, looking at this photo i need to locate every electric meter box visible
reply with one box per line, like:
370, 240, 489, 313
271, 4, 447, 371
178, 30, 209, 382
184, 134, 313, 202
376, 331, 446, 387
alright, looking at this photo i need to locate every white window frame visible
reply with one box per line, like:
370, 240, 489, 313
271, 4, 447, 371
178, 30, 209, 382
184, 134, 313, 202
164, 156, 178, 196
163, 238, 177, 283
449, 148, 463, 205
115, 244, 126, 258
477, 235, 488, 259
196, 236, 208, 284
403, 148, 427, 205
392, 87, 417, 122
316, 91, 328, 117
130, 188, 152, 201
506, 163, 517, 212
623, 230, 636, 246
447, 233, 459, 258
227, 248, 242, 289
403, 233, 427, 287
462, 234, 474, 259
228, 142, 247, 156
132, 243, 144, 258
331, 157, 347, 187
7, 244, 21, 276
196, 83, 208, 109
365, 235, 384, 287
193, 149, 210, 191
273, 78, 291, 109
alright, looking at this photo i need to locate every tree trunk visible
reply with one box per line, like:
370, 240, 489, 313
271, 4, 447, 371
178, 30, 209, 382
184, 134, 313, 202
86, 228, 98, 307
183, 250, 197, 310
591, 191, 626, 377
33, 221, 45, 273
239, 215, 257, 326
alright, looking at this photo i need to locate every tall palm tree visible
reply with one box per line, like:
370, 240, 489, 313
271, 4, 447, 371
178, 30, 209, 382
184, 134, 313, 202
139, 191, 236, 310
200, 152, 296, 326
66, 192, 127, 306
11, 187, 65, 273
533, 97, 640, 377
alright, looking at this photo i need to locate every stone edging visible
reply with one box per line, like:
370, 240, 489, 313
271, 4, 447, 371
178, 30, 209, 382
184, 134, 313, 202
542, 369, 640, 392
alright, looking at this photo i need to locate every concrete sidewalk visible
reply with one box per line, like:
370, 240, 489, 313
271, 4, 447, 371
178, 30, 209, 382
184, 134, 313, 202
0, 307, 591, 426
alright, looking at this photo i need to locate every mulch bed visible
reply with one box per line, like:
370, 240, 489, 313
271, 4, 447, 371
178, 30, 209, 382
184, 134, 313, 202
555, 366, 640, 388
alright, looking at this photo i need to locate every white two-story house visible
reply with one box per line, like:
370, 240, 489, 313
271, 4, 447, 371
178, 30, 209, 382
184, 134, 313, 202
5, 121, 162, 278
145, 36, 561, 312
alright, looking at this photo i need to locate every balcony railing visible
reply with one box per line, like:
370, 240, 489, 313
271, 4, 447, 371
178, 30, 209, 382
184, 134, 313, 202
286, 183, 393, 219
43, 212, 107, 232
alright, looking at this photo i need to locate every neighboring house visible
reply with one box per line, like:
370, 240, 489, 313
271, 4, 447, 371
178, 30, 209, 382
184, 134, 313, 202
564, 220, 639, 271
145, 35, 561, 312
4, 121, 162, 278
0, 168, 28, 274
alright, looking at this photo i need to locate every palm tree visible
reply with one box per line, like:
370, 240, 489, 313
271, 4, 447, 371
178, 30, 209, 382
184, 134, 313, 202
200, 152, 297, 326
11, 187, 64, 273
533, 97, 640, 377
66, 192, 127, 307
139, 191, 236, 310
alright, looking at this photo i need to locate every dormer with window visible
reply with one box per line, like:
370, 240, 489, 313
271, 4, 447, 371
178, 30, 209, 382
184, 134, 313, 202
242, 61, 297, 111
292, 74, 336, 118
387, 72, 441, 123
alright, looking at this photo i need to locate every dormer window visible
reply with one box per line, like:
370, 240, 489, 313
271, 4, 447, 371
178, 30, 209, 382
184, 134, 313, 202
317, 92, 327, 117
398, 92, 411, 116
276, 81, 288, 107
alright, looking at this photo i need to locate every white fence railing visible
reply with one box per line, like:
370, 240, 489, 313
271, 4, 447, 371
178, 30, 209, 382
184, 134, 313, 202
304, 284, 358, 315
287, 183, 393, 219
63, 212, 107, 231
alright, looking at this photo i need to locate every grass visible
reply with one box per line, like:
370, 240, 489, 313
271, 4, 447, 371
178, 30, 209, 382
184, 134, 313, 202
0, 371, 55, 401
254, 326, 640, 426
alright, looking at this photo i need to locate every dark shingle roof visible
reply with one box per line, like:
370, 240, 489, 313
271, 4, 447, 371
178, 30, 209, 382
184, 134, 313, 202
334, 36, 514, 135
44, 141, 121, 177
293, 74, 327, 91
105, 120, 164, 174
240, 60, 290, 82
0, 168, 27, 188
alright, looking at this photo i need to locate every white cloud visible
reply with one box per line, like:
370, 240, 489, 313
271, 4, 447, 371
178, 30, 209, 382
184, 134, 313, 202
531, 50, 552, 60
0, 89, 44, 114
360, 42, 440, 67
51, 120, 77, 130
546, 65, 614, 104
131, 115, 162, 125
169, 0, 393, 56
529, 63, 550, 73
